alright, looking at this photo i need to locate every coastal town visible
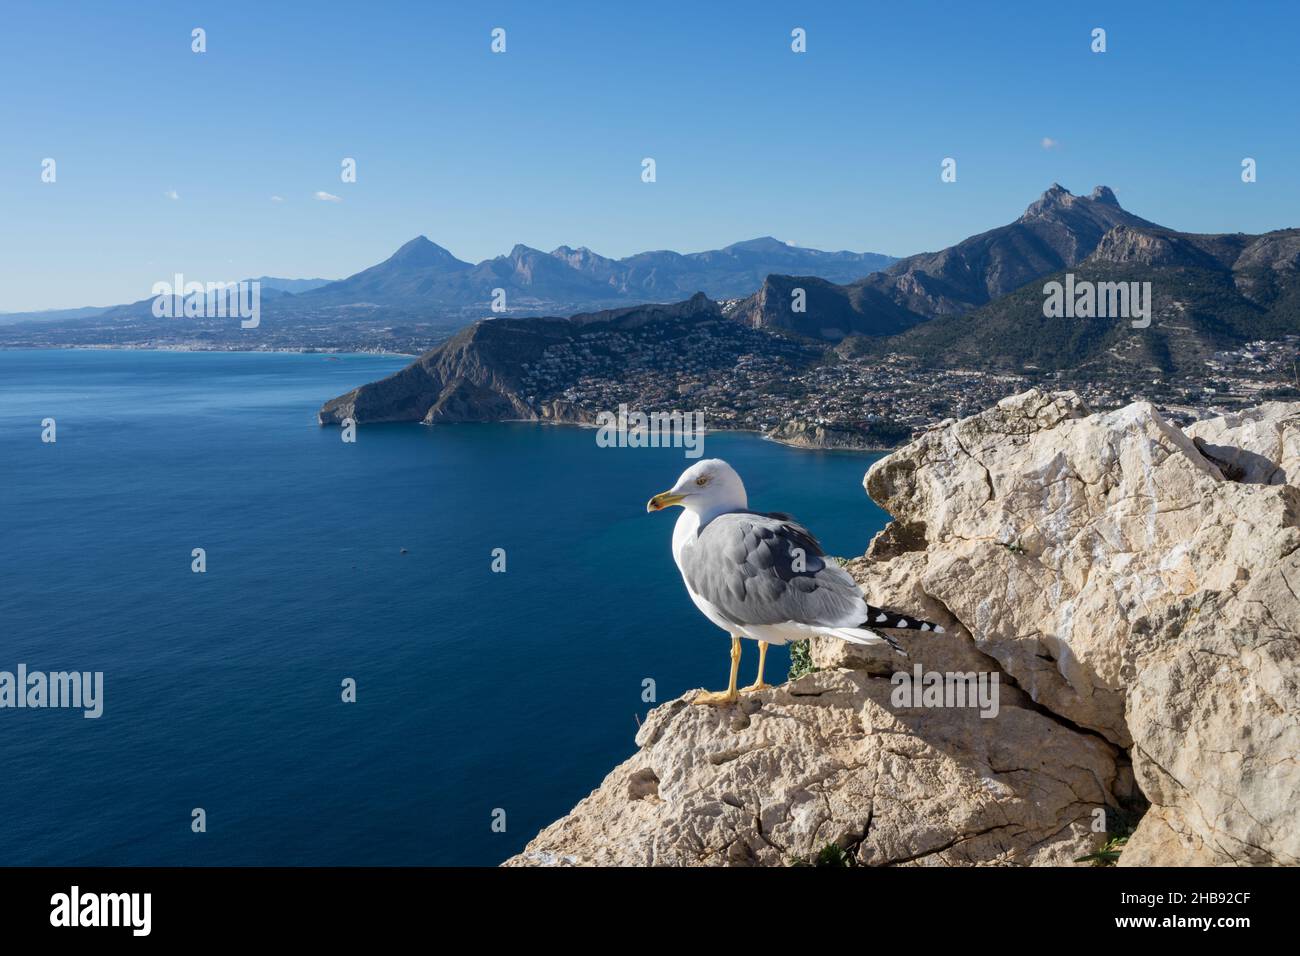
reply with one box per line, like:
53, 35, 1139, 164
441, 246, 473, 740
514, 314, 1300, 448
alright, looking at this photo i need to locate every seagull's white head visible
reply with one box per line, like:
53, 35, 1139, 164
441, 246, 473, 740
646, 458, 747, 518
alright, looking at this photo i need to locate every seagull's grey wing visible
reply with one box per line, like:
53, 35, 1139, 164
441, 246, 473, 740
679, 511, 868, 627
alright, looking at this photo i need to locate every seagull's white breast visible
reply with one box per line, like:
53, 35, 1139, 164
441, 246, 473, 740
670, 508, 699, 568
671, 510, 738, 634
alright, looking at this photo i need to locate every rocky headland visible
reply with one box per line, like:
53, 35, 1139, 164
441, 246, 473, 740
505, 389, 1300, 867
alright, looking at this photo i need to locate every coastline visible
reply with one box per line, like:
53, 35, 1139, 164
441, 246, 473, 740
4, 348, 893, 452
499, 416, 899, 453
0, 344, 420, 358
759, 431, 898, 453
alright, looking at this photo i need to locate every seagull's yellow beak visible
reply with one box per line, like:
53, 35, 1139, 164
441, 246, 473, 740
647, 491, 686, 513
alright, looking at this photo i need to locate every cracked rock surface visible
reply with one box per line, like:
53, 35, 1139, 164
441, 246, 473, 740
505, 389, 1300, 866
504, 670, 1120, 866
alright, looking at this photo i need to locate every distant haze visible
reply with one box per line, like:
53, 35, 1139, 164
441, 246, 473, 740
5, 237, 895, 318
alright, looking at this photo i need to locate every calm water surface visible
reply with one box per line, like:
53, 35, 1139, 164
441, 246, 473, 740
0, 349, 889, 864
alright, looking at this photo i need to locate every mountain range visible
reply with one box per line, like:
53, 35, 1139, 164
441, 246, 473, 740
320, 184, 1300, 431
9, 183, 1299, 390
728, 182, 1300, 379
729, 184, 1159, 339
285, 236, 895, 312
7, 238, 895, 330
870, 219, 1300, 376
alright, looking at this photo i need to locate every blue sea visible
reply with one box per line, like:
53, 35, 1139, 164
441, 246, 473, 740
0, 349, 890, 865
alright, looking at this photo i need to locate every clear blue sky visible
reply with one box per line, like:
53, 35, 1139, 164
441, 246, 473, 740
1, 0, 1296, 310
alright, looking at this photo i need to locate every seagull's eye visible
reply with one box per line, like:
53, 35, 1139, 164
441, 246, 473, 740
695, 476, 709, 486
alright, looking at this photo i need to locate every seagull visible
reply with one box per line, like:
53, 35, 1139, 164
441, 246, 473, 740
647, 458, 944, 705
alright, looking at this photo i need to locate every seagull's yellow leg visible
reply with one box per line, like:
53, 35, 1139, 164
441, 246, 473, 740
741, 641, 771, 692
694, 635, 742, 705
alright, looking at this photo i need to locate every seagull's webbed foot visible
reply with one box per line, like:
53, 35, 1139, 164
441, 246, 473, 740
739, 681, 771, 693
693, 688, 741, 706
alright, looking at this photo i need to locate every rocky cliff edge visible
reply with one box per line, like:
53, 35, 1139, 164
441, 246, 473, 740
505, 389, 1300, 866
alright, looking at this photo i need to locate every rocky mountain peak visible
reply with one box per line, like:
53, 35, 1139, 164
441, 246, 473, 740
1020, 183, 1078, 218
386, 235, 464, 268
1090, 185, 1120, 206
725, 236, 791, 253
1021, 183, 1125, 220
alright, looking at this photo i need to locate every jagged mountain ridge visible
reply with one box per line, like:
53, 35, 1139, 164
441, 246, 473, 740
14, 237, 894, 332
293, 235, 895, 312
853, 221, 1300, 375
729, 184, 1158, 340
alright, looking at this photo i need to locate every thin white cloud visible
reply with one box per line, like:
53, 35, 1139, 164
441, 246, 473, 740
270, 195, 285, 203
314, 191, 343, 203
1041, 137, 1060, 150
165, 189, 179, 200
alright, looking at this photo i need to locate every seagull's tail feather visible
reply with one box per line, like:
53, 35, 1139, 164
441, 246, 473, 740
860, 604, 946, 634
825, 627, 905, 656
